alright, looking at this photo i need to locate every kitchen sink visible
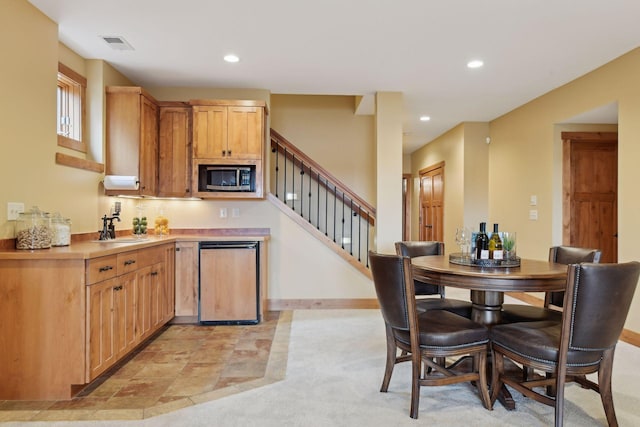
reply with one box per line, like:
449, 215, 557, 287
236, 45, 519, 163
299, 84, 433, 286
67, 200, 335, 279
90, 238, 149, 243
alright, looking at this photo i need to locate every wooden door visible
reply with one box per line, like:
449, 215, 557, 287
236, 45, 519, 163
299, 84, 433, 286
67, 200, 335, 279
139, 95, 158, 195
158, 105, 191, 197
227, 106, 264, 159
192, 105, 227, 159
402, 174, 411, 240
419, 163, 444, 242
563, 132, 617, 262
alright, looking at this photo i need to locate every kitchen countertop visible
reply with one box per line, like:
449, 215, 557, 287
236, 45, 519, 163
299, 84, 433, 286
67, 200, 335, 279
0, 231, 270, 261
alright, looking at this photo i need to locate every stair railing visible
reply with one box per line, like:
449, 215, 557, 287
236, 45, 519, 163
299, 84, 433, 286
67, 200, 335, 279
270, 129, 376, 269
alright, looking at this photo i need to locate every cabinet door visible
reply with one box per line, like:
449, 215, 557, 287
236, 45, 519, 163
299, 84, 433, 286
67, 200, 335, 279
227, 106, 264, 159
150, 262, 164, 330
139, 95, 159, 196
87, 278, 117, 380
158, 106, 191, 197
175, 242, 199, 316
161, 243, 176, 323
136, 265, 153, 340
199, 247, 258, 322
192, 105, 227, 159
114, 272, 137, 359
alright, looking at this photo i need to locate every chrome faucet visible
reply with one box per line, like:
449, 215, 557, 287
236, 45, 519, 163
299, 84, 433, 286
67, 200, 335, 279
98, 202, 122, 240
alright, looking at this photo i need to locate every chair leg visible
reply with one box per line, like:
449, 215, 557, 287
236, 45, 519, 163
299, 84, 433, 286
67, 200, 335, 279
381, 322, 396, 392
410, 351, 422, 419
554, 368, 566, 427
490, 348, 504, 405
598, 348, 619, 427
477, 351, 492, 410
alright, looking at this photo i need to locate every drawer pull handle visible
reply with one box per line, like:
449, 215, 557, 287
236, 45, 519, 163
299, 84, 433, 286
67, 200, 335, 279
151, 271, 159, 276
113, 285, 123, 291
124, 259, 136, 266
99, 265, 113, 272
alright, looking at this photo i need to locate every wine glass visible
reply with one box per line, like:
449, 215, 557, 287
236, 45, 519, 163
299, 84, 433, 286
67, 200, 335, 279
455, 227, 471, 256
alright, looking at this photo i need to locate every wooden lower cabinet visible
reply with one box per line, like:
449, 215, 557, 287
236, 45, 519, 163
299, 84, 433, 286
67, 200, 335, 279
87, 272, 137, 380
86, 243, 174, 381
175, 241, 199, 317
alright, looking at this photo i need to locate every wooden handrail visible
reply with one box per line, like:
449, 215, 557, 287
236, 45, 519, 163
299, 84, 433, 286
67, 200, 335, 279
270, 129, 376, 226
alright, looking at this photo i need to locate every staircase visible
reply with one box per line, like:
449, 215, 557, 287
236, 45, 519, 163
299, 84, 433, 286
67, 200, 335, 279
269, 129, 375, 277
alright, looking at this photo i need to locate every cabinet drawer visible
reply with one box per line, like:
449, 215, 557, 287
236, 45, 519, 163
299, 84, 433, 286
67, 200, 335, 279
117, 251, 139, 275
86, 255, 118, 284
138, 244, 168, 267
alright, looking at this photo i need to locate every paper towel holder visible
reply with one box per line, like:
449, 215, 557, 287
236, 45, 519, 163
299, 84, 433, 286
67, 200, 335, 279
103, 175, 140, 191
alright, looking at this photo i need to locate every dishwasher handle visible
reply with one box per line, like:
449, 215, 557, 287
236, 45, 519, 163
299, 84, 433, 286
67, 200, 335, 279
199, 241, 258, 250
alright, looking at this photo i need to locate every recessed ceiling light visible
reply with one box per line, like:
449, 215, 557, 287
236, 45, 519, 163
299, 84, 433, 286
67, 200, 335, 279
467, 60, 484, 69
224, 54, 240, 63
420, 116, 431, 122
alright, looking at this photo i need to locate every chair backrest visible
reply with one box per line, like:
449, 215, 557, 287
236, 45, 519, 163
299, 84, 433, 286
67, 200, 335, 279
369, 251, 415, 332
546, 246, 602, 307
395, 241, 444, 296
395, 241, 444, 258
562, 262, 640, 352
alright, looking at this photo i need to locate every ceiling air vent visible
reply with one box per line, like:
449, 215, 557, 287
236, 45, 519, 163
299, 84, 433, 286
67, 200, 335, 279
100, 35, 134, 51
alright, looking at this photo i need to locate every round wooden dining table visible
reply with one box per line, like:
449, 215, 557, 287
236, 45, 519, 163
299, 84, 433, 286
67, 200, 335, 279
411, 254, 568, 409
411, 255, 568, 325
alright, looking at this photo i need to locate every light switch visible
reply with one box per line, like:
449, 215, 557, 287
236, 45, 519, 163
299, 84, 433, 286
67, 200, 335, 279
530, 195, 537, 206
529, 209, 538, 220
7, 202, 24, 220
219, 208, 228, 218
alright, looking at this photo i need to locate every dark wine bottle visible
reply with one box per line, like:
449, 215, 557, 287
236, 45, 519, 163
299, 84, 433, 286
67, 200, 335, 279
475, 222, 489, 260
489, 223, 503, 260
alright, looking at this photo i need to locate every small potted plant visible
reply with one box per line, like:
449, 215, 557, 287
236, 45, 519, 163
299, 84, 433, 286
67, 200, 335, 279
502, 232, 516, 260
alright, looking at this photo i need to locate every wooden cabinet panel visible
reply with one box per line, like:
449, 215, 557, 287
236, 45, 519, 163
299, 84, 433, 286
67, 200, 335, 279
116, 251, 139, 276
199, 246, 258, 322
175, 241, 199, 316
193, 105, 227, 159
227, 106, 264, 159
114, 272, 137, 358
87, 278, 117, 380
159, 104, 192, 197
162, 243, 176, 323
86, 255, 117, 284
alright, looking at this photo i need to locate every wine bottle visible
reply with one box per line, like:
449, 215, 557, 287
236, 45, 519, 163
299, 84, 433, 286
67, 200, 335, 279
475, 222, 490, 260
489, 223, 503, 260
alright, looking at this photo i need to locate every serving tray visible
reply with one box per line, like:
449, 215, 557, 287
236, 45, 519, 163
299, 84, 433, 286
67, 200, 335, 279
449, 252, 521, 268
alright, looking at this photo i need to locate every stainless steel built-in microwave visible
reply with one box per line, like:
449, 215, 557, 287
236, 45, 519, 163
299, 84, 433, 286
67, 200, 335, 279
198, 165, 255, 192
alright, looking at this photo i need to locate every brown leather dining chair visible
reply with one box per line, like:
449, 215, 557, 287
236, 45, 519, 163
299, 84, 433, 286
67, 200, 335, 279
369, 250, 492, 419
490, 261, 640, 427
395, 241, 472, 317
501, 245, 601, 323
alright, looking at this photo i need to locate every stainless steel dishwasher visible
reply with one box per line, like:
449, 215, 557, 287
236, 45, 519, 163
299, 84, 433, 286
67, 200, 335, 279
198, 241, 260, 325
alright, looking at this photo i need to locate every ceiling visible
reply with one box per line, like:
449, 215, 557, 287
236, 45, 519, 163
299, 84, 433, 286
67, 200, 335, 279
29, 0, 638, 153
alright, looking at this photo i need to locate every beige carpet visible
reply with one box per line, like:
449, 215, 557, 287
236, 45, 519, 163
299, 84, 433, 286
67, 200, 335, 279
2, 302, 639, 426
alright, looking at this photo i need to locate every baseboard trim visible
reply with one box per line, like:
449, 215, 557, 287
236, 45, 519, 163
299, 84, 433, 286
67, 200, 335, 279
506, 292, 639, 348
268, 299, 379, 310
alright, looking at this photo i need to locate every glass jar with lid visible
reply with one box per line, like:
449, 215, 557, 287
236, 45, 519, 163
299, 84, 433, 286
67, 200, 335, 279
50, 213, 71, 246
15, 206, 52, 250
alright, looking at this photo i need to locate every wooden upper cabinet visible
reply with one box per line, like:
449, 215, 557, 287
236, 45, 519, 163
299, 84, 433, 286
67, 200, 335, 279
105, 87, 159, 196
158, 103, 192, 197
191, 100, 265, 160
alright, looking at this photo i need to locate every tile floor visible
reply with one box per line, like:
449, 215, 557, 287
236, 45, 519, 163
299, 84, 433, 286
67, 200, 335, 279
0, 311, 289, 422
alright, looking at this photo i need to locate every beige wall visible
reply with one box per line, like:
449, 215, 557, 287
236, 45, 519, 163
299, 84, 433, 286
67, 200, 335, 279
269, 94, 375, 204
489, 48, 640, 331
410, 122, 490, 255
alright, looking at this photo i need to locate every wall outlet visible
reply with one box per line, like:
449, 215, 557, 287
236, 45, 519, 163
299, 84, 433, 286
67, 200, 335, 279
529, 209, 538, 220
231, 207, 240, 218
7, 202, 24, 221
